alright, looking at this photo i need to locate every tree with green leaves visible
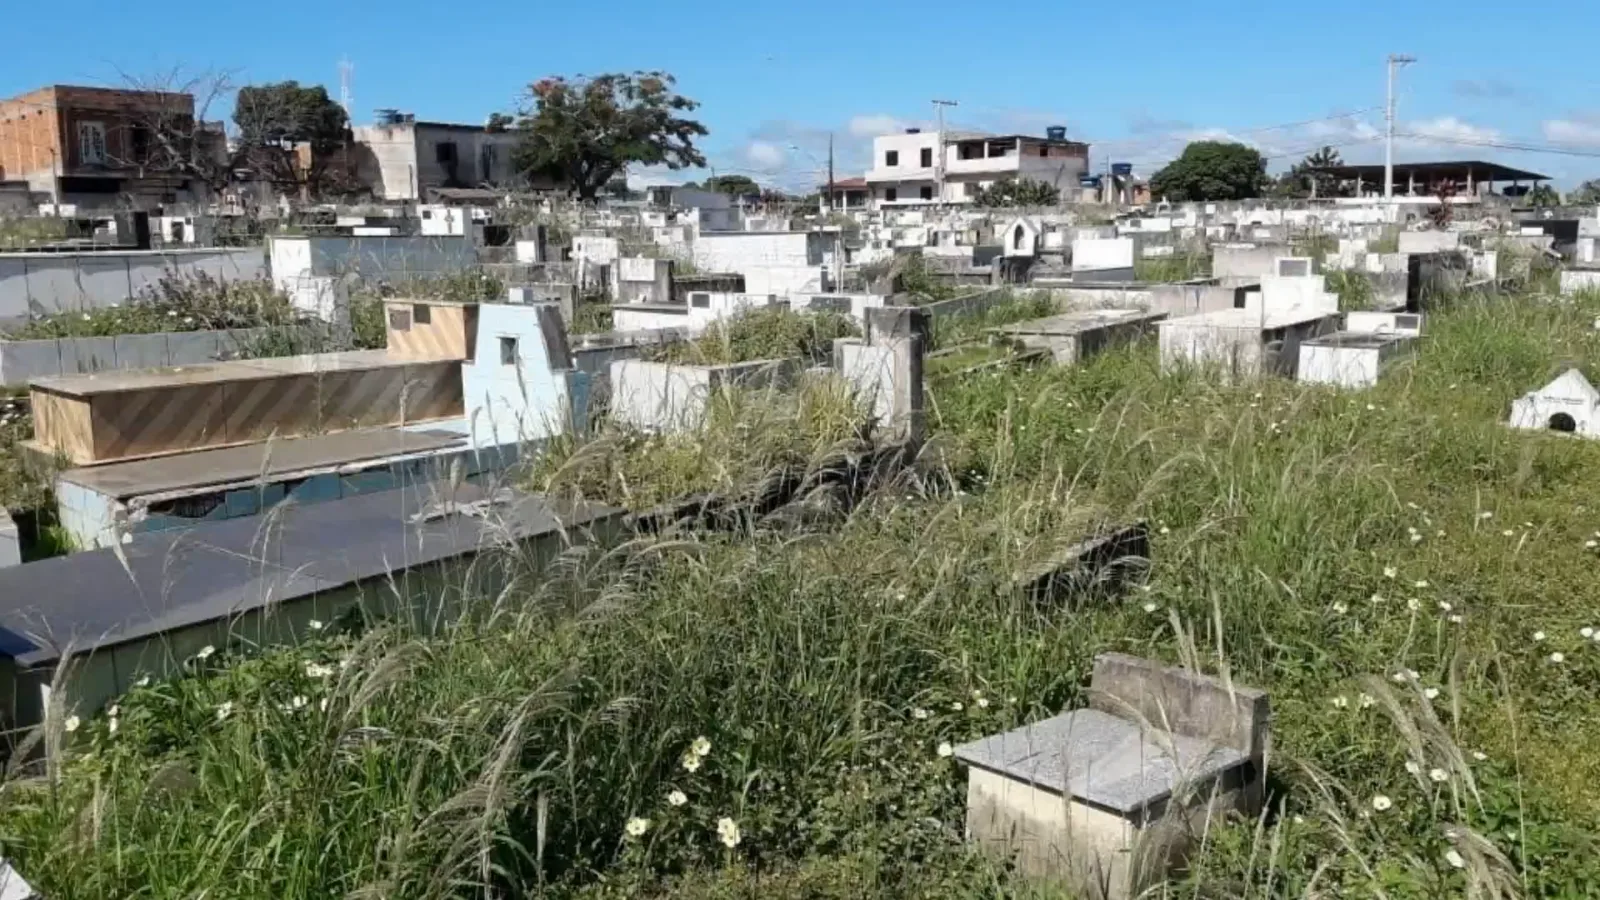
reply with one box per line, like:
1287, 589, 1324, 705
484, 112, 514, 133
1569, 179, 1600, 205
512, 71, 708, 201
1150, 141, 1268, 201
975, 177, 1060, 207
1273, 146, 1348, 199
702, 174, 761, 197
232, 81, 351, 197
1526, 183, 1561, 207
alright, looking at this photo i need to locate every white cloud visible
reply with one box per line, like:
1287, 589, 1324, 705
626, 166, 694, 190
847, 114, 907, 138
1404, 116, 1501, 145
1543, 118, 1600, 147
743, 140, 788, 169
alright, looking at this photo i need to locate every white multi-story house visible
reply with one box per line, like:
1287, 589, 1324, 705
863, 127, 1090, 208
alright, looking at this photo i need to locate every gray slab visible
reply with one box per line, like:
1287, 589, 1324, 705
114, 332, 172, 370
167, 329, 226, 364
58, 336, 117, 375
0, 339, 63, 386
993, 309, 1166, 338
59, 428, 467, 500
0, 510, 18, 569
0, 482, 623, 668
953, 708, 1246, 816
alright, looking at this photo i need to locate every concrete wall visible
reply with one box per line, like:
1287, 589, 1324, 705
1560, 269, 1600, 296
268, 235, 474, 282
1212, 244, 1287, 282
1298, 343, 1383, 389
1072, 237, 1134, 271
610, 357, 800, 432
612, 293, 776, 335
0, 326, 320, 387
0, 510, 18, 569
1397, 231, 1460, 254
690, 232, 834, 297
0, 248, 267, 323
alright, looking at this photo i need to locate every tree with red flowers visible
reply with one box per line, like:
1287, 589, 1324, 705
512, 71, 707, 201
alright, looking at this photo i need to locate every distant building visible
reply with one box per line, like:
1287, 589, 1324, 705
822, 177, 870, 211
0, 85, 211, 209
863, 127, 1090, 208
351, 114, 538, 201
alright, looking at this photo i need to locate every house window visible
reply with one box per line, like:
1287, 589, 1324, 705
885, 150, 899, 167
884, 188, 897, 202
690, 292, 710, 308
963, 182, 977, 197
1039, 144, 1049, 157
920, 147, 933, 167
499, 336, 518, 365
422, 209, 433, 219
480, 143, 497, 180
1013, 224, 1026, 250
131, 124, 151, 162
987, 141, 1009, 158
919, 186, 933, 201
388, 310, 412, 331
412, 303, 432, 324
436, 142, 458, 164
77, 121, 107, 165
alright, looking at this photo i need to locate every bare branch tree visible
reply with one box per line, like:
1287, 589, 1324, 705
114, 66, 241, 204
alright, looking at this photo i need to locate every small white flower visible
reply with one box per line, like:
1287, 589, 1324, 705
1358, 693, 1376, 709
1142, 602, 1159, 613
1533, 630, 1547, 642
976, 697, 990, 708
63, 715, 81, 733
1438, 601, 1452, 612
1429, 767, 1449, 783
1332, 601, 1349, 614
1410, 532, 1423, 543
1371, 795, 1393, 811
912, 707, 930, 720
1448, 614, 1464, 624
108, 704, 119, 717
1407, 597, 1421, 612
1414, 580, 1430, 589
1007, 696, 1017, 704
1423, 687, 1440, 700
1383, 567, 1398, 579
951, 701, 963, 711
305, 662, 335, 678
1331, 695, 1349, 709
1550, 652, 1566, 664
1370, 593, 1386, 604
1407, 502, 1420, 510
1293, 814, 1305, 824
1587, 540, 1598, 550
1583, 627, 1596, 639
1392, 671, 1409, 683
716, 817, 741, 848
1158, 526, 1171, 535
1502, 529, 1515, 537
107, 717, 119, 734
308, 619, 325, 631
80, 313, 90, 321
1472, 751, 1488, 762
318, 698, 329, 712
290, 695, 307, 710
196, 645, 216, 660
1445, 848, 1466, 869
1366, 403, 1377, 411
625, 816, 651, 837
1405, 760, 1422, 775
681, 751, 702, 773
691, 736, 712, 757
667, 789, 688, 807
216, 701, 234, 721
1479, 511, 1493, 520
937, 741, 953, 758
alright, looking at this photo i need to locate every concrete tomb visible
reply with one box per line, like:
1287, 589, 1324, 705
955, 653, 1269, 900
1509, 368, 1600, 437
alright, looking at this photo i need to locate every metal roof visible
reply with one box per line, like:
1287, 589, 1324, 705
0, 482, 623, 669
1310, 160, 1549, 182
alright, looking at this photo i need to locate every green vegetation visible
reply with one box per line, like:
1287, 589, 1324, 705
1149, 140, 1268, 201
974, 177, 1061, 207
0, 217, 70, 250
1326, 268, 1375, 309
649, 307, 858, 366
1133, 251, 1211, 282
1, 273, 297, 340
14, 288, 1600, 897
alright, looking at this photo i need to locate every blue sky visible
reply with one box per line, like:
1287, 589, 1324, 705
6, 0, 1600, 188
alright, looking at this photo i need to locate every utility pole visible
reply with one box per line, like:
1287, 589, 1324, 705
1384, 53, 1416, 201
825, 132, 834, 215
931, 99, 958, 206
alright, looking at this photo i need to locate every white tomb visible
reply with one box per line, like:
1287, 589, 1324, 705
1509, 368, 1600, 437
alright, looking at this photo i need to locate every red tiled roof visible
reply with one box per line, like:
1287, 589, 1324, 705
824, 177, 869, 190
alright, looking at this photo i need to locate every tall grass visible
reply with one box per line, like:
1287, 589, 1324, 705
8, 292, 1600, 897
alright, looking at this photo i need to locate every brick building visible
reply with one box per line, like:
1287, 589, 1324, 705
0, 85, 208, 209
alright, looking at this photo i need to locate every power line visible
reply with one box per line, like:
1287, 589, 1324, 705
1394, 132, 1600, 159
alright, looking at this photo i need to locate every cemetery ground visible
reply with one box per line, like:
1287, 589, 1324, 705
7, 289, 1600, 897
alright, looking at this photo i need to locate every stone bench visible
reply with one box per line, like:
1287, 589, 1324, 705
954, 653, 1269, 900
